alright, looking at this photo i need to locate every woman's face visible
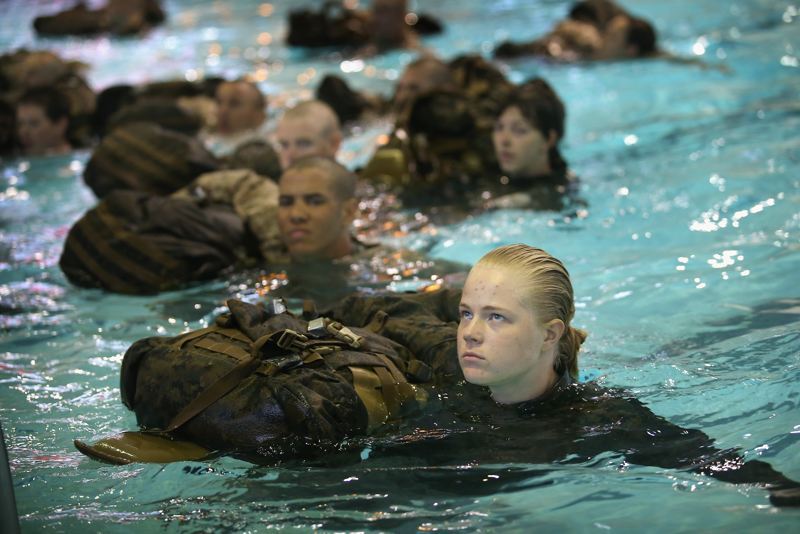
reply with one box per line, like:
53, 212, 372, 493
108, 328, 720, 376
457, 263, 559, 404
492, 106, 552, 177
16, 104, 68, 155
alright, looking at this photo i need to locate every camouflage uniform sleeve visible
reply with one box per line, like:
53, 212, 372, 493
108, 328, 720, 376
325, 290, 463, 381
593, 393, 800, 501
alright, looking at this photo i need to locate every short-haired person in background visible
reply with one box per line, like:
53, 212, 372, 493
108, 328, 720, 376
15, 87, 73, 156
274, 100, 342, 170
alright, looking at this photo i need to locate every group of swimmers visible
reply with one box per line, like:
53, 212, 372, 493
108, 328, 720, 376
5, 0, 799, 508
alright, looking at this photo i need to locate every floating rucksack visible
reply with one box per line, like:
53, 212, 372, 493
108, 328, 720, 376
75, 299, 431, 464
59, 190, 253, 294
83, 122, 218, 198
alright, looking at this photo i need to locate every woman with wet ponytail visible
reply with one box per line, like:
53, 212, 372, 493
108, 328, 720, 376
457, 243, 586, 403
329, 243, 800, 505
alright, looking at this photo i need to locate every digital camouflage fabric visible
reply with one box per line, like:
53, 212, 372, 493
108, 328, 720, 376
59, 189, 254, 294
83, 122, 218, 198
119, 299, 429, 459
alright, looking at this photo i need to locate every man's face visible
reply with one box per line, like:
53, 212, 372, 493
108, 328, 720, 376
277, 168, 355, 260
16, 104, 67, 155
215, 82, 264, 135
275, 117, 339, 170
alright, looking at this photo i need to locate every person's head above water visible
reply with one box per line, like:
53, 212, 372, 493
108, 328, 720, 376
393, 56, 455, 114
493, 79, 567, 178
275, 99, 342, 170
596, 14, 657, 59
458, 244, 587, 404
568, 1, 657, 59
277, 156, 357, 261
16, 87, 72, 156
214, 79, 266, 135
369, 0, 410, 49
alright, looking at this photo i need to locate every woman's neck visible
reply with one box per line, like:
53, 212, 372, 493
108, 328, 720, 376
513, 160, 553, 180
491, 365, 559, 405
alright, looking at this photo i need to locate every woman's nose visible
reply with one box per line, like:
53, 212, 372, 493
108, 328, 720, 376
462, 319, 483, 344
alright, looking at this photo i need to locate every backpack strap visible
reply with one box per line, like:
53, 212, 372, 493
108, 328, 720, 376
156, 324, 351, 434
348, 353, 428, 432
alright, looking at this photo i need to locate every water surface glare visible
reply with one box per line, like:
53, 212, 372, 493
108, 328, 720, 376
1, 0, 799, 531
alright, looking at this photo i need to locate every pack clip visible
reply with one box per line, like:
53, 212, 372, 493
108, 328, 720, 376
307, 317, 364, 349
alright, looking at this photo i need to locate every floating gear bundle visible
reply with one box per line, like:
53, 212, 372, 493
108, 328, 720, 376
361, 55, 513, 204
76, 299, 431, 464
286, 2, 443, 49
59, 189, 254, 294
83, 122, 218, 198
286, 2, 369, 48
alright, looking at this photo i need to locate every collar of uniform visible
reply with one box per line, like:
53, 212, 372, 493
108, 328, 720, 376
513, 370, 575, 415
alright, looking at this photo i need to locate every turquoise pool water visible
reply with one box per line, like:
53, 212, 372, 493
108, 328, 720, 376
2, 0, 799, 531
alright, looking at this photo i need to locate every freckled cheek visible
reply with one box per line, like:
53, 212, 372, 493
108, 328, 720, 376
505, 335, 529, 365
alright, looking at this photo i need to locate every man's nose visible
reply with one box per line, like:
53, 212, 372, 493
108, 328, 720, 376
284, 146, 298, 166
288, 202, 308, 222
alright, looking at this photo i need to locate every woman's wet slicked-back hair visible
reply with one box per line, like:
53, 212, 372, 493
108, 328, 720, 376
477, 244, 587, 378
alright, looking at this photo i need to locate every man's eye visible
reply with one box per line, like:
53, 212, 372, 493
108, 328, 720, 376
297, 139, 312, 149
305, 195, 327, 205
459, 309, 472, 320
278, 141, 289, 149
278, 197, 293, 207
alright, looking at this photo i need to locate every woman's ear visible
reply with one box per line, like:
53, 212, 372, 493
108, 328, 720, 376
543, 319, 565, 350
55, 116, 69, 137
546, 129, 559, 149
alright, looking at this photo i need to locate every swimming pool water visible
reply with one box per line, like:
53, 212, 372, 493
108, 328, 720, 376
1, 0, 799, 531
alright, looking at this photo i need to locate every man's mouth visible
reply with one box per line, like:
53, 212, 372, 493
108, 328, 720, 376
288, 228, 310, 240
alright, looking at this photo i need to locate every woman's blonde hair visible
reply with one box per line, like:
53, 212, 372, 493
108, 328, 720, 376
476, 244, 587, 378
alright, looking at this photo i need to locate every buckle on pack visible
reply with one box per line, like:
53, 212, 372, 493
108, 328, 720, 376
266, 298, 288, 316
275, 329, 309, 350
307, 317, 364, 349
328, 322, 363, 349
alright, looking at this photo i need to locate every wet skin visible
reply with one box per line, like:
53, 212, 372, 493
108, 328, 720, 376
492, 106, 556, 178
457, 264, 562, 403
277, 167, 356, 260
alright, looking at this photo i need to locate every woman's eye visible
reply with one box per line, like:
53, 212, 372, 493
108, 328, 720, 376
459, 309, 472, 320
489, 313, 505, 321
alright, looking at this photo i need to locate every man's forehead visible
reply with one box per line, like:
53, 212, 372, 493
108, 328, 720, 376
218, 82, 259, 101
278, 116, 323, 134
279, 168, 335, 192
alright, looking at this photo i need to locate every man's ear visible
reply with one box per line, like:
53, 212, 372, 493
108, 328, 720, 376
543, 319, 565, 350
330, 131, 343, 154
342, 197, 358, 223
